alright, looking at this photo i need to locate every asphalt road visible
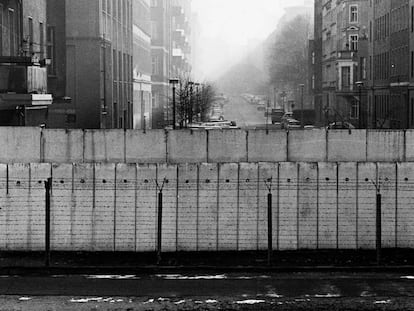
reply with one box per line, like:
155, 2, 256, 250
223, 95, 268, 128
2, 272, 414, 310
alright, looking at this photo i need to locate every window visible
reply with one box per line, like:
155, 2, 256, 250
351, 100, 359, 119
0, 5, 3, 56
28, 17, 33, 55
350, 35, 359, 51
39, 22, 44, 58
46, 26, 56, 75
350, 5, 358, 23
8, 9, 15, 56
341, 66, 351, 90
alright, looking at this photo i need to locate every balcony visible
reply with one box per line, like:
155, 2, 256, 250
0, 63, 52, 110
337, 50, 357, 61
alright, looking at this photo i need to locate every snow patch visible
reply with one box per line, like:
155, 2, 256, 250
157, 274, 227, 280
143, 299, 154, 304
236, 299, 265, 305
401, 276, 414, 279
18, 297, 32, 301
266, 293, 283, 298
205, 299, 218, 303
314, 294, 341, 298
85, 275, 139, 280
175, 300, 186, 304
69, 297, 123, 303
374, 300, 391, 304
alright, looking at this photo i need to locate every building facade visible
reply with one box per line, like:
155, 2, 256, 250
150, 0, 171, 129
365, 0, 412, 129
171, 0, 191, 78
47, 0, 133, 129
133, 0, 152, 130
0, 0, 52, 126
313, 0, 370, 127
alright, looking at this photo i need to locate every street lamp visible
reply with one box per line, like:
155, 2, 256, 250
169, 78, 179, 129
356, 81, 364, 128
299, 84, 305, 128
194, 83, 200, 122
188, 81, 194, 126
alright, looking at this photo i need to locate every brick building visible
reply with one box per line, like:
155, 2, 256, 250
47, 0, 133, 129
0, 0, 52, 126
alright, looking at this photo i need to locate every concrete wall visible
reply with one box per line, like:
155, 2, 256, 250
6, 127, 414, 164
1, 161, 412, 252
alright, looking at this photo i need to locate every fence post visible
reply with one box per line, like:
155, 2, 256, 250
157, 190, 163, 265
376, 192, 382, 265
267, 192, 273, 266
45, 177, 52, 267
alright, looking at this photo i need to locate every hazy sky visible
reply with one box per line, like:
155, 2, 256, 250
192, 0, 311, 80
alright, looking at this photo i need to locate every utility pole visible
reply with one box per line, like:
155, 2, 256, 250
299, 84, 305, 128
356, 81, 364, 128
169, 78, 179, 129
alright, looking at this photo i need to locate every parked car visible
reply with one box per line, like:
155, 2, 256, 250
284, 118, 301, 130
327, 121, 355, 130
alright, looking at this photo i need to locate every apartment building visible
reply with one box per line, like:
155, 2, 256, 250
47, 0, 133, 129
365, 0, 412, 129
313, 0, 370, 127
0, 0, 52, 126
133, 0, 152, 129
171, 0, 192, 78
150, 0, 171, 129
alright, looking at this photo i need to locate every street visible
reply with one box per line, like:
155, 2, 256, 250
2, 272, 414, 310
223, 95, 268, 128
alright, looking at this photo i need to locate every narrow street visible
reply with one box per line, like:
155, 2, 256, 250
1, 272, 414, 310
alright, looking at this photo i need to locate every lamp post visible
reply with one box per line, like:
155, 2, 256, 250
356, 81, 364, 128
188, 81, 194, 126
195, 83, 200, 121
169, 78, 179, 129
299, 84, 305, 128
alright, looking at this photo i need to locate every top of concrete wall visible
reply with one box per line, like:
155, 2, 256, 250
1, 127, 413, 164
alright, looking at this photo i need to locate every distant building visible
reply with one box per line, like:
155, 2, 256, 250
171, 0, 192, 78
47, 0, 133, 129
0, 0, 52, 126
133, 0, 152, 130
150, 0, 172, 129
150, 0, 193, 129
313, 0, 370, 127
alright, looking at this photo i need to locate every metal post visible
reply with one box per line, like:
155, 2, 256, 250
376, 192, 382, 265
157, 191, 163, 265
300, 84, 305, 128
267, 192, 273, 266
45, 177, 52, 267
359, 86, 362, 128
172, 85, 176, 129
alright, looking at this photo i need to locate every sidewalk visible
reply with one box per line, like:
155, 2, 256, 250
1, 249, 414, 274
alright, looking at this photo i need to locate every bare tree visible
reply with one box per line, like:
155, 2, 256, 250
171, 78, 217, 128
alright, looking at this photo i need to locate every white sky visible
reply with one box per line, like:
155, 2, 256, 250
191, 0, 311, 80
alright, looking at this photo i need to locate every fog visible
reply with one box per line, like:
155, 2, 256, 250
192, 0, 313, 81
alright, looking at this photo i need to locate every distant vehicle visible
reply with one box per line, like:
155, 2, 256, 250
189, 120, 239, 130
284, 119, 301, 130
327, 121, 355, 130
271, 109, 285, 124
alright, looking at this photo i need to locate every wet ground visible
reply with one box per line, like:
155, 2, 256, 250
1, 272, 414, 310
